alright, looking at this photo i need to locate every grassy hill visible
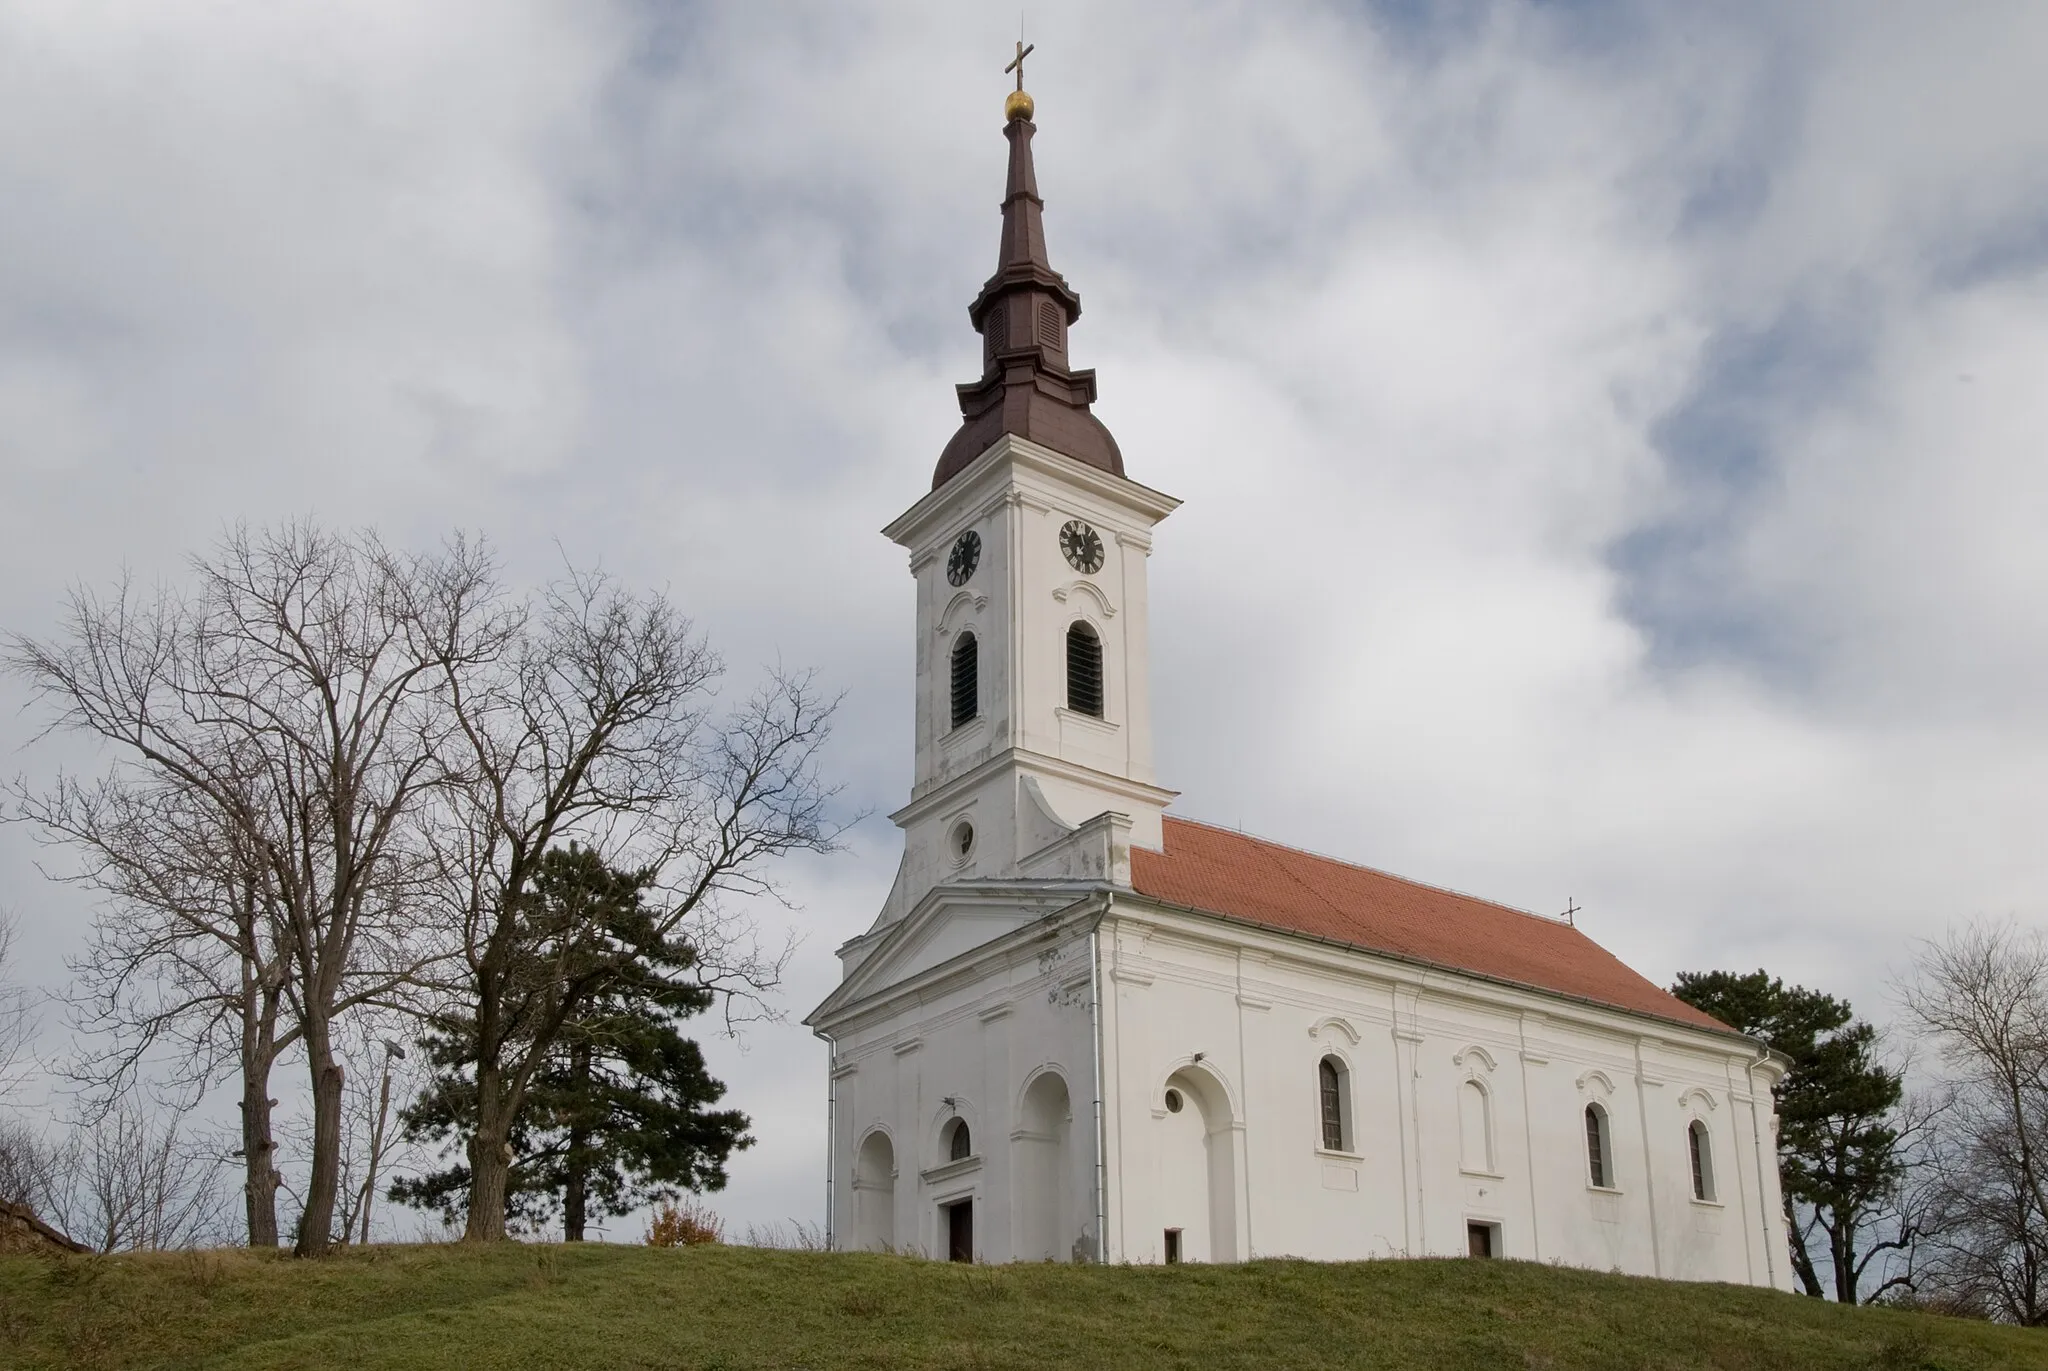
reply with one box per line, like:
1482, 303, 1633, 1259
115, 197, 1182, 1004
2, 1242, 2042, 1371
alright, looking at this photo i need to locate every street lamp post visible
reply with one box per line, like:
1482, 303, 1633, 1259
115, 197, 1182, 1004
357, 1039, 406, 1246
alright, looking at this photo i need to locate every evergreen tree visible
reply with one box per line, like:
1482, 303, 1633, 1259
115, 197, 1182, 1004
392, 847, 751, 1238
1673, 969, 1908, 1302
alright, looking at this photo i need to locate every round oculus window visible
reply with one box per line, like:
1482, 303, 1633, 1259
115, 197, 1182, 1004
1163, 1088, 1184, 1114
950, 820, 975, 862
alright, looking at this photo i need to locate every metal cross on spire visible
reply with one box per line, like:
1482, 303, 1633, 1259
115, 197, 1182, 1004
1006, 39, 1034, 91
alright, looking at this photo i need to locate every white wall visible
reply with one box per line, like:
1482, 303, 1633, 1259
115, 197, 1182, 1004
1096, 900, 1795, 1288
825, 911, 1102, 1263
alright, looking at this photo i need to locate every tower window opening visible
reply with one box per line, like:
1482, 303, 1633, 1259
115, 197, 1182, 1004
950, 633, 979, 730
1066, 622, 1103, 717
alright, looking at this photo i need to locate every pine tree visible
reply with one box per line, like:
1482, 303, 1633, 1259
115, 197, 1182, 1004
1673, 969, 1908, 1302
392, 846, 751, 1238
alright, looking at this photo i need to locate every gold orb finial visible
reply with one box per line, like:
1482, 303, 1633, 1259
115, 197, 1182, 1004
1005, 88, 1035, 123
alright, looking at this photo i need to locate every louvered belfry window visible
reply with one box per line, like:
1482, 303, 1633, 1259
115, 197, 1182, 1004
1066, 622, 1103, 717
983, 305, 1006, 367
950, 633, 978, 730
1038, 300, 1062, 352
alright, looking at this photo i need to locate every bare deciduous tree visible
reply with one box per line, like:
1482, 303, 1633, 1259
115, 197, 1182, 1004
0, 1115, 62, 1212
5, 523, 514, 1253
15, 781, 301, 1245
0, 909, 34, 1103
1901, 921, 2048, 1324
419, 570, 840, 1242
36, 1094, 232, 1253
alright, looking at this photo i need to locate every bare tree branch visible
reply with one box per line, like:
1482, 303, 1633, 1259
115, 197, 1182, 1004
5, 522, 515, 1253
411, 568, 843, 1241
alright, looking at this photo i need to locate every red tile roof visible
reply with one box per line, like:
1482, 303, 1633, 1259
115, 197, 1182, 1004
1129, 817, 1734, 1038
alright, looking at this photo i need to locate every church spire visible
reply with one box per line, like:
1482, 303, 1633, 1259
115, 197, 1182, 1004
932, 59, 1125, 490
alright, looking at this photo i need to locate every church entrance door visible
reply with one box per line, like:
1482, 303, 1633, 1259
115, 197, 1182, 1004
945, 1199, 974, 1263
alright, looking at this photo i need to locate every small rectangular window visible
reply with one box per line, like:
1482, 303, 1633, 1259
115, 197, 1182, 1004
1164, 1228, 1182, 1265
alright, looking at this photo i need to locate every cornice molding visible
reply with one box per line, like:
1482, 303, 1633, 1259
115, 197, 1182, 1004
894, 745, 1176, 828
883, 435, 1180, 549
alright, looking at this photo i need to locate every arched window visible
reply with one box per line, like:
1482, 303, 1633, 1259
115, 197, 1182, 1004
946, 1118, 972, 1162
950, 633, 978, 730
1317, 1057, 1348, 1151
1689, 1120, 1715, 1202
1459, 1081, 1493, 1173
1585, 1104, 1612, 1189
1066, 622, 1103, 717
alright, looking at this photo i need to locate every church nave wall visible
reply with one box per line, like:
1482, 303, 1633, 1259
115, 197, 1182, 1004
1096, 901, 1795, 1289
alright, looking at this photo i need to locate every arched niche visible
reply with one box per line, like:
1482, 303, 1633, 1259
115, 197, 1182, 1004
1154, 1057, 1243, 1263
1012, 1068, 1074, 1261
852, 1128, 896, 1252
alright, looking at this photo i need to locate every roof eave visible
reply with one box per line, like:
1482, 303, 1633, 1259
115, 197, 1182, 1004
1120, 888, 1755, 1047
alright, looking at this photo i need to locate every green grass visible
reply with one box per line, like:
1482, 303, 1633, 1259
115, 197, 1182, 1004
1, 1243, 2041, 1371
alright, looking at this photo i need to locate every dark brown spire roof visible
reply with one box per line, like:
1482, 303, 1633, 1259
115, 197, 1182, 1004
932, 99, 1124, 489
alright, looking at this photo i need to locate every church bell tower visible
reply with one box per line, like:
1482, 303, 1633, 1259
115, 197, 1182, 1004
873, 67, 1179, 928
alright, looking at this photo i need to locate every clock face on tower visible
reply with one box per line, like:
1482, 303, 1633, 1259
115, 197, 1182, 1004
1059, 520, 1105, 574
946, 530, 981, 586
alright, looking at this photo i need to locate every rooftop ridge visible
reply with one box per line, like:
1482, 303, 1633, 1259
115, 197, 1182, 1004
1161, 814, 1579, 931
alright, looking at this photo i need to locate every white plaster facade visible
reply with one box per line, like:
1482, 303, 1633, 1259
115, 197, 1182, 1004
808, 433, 1796, 1288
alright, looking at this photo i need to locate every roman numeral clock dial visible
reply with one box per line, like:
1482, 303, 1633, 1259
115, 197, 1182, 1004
946, 530, 981, 586
1059, 519, 1104, 574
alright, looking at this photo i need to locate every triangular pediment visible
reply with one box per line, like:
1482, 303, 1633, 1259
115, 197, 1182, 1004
807, 877, 1102, 1029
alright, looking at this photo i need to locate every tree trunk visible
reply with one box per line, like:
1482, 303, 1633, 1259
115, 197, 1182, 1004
1831, 1218, 1859, 1304
464, 1064, 513, 1242
1786, 1198, 1826, 1298
295, 1018, 345, 1256
240, 1058, 282, 1248
563, 1147, 586, 1242
564, 1040, 591, 1242
235, 889, 289, 1249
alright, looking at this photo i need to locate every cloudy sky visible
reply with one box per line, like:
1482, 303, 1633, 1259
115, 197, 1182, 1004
2, 1, 2045, 1237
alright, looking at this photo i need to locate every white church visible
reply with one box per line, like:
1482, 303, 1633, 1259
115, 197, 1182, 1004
807, 73, 1796, 1289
